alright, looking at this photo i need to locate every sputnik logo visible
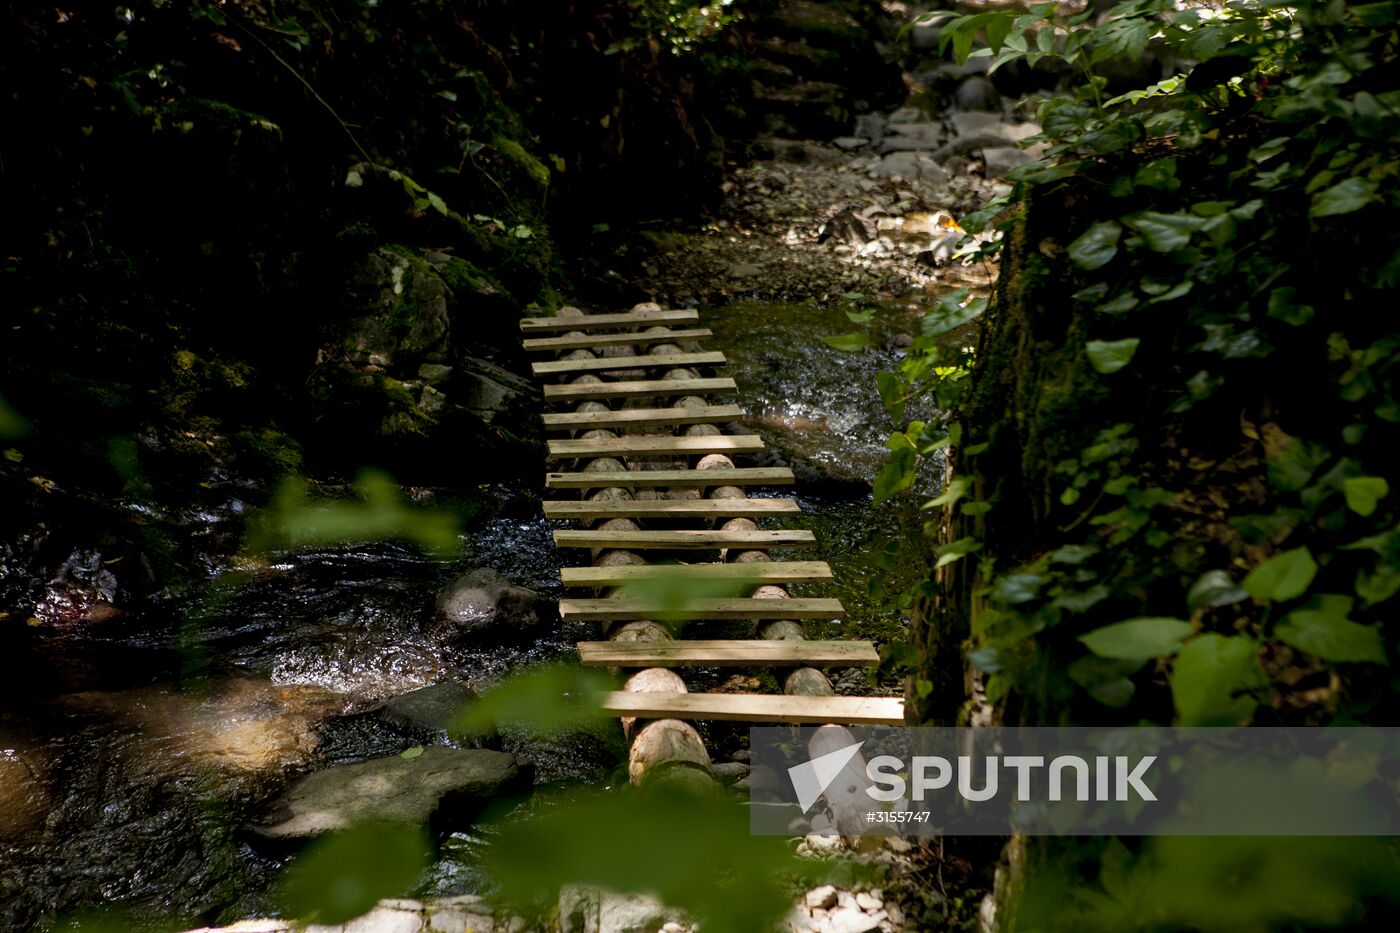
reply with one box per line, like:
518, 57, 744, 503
788, 740, 864, 813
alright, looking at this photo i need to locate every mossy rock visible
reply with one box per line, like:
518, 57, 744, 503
491, 134, 550, 193
340, 246, 452, 371
231, 427, 304, 479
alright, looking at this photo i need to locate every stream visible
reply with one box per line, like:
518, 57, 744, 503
0, 299, 933, 930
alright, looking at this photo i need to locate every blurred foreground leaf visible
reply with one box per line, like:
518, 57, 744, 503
611, 565, 766, 623
246, 469, 459, 556
484, 784, 848, 932
0, 392, 28, 438
277, 822, 431, 924
452, 663, 613, 738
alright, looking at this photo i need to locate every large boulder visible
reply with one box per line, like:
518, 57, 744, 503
252, 746, 530, 841
435, 568, 550, 636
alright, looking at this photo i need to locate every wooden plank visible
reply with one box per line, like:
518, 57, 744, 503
547, 435, 763, 460
562, 561, 832, 587
544, 498, 798, 519
541, 404, 742, 431
520, 310, 699, 333
533, 352, 726, 377
543, 378, 736, 402
547, 467, 794, 489
598, 691, 905, 725
553, 529, 816, 549
577, 639, 879, 668
523, 328, 712, 351
559, 597, 844, 621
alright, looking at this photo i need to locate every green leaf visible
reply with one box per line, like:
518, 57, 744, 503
1342, 476, 1389, 516
399, 745, 424, 759
876, 372, 905, 422
1266, 287, 1316, 326
1123, 211, 1205, 252
1068, 221, 1122, 270
1243, 547, 1318, 602
1086, 338, 1140, 374
1356, 565, 1400, 607
1068, 656, 1141, 708
820, 333, 869, 351
277, 823, 431, 924
1079, 618, 1193, 660
921, 294, 986, 338
844, 308, 876, 324
994, 573, 1045, 605
934, 536, 982, 569
1170, 634, 1264, 726
1310, 177, 1379, 218
1275, 595, 1387, 664
1187, 570, 1248, 611
872, 449, 917, 504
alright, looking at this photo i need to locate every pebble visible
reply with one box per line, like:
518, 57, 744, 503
826, 906, 882, 933
855, 892, 883, 911
833, 136, 869, 150
806, 885, 838, 910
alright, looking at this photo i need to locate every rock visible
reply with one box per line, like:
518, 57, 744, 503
417, 384, 447, 414
731, 748, 751, 763
954, 76, 1002, 112
869, 152, 950, 191
982, 146, 1035, 177
878, 123, 944, 154
710, 761, 751, 783
417, 363, 453, 385
253, 746, 529, 841
559, 886, 677, 933
805, 885, 838, 910
381, 682, 476, 734
833, 136, 869, 150
758, 138, 849, 168
855, 892, 883, 911
456, 357, 533, 425
827, 907, 881, 933
306, 902, 424, 933
853, 113, 886, 143
784, 907, 820, 933
886, 107, 924, 125
436, 568, 548, 635
949, 111, 1004, 139
729, 262, 763, 278
341, 247, 451, 370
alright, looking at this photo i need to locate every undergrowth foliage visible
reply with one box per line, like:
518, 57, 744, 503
875, 0, 1399, 728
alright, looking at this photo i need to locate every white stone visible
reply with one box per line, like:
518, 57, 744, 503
826, 907, 881, 933
855, 893, 882, 912
805, 885, 838, 910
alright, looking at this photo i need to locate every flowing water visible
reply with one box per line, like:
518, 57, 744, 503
0, 299, 934, 930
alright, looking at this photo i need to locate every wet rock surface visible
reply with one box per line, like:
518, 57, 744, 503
252, 746, 530, 842
435, 567, 550, 637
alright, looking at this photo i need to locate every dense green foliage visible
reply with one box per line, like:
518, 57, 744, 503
864, 3, 1400, 926
883, 0, 1399, 729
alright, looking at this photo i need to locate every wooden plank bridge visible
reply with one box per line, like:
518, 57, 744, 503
521, 305, 905, 732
